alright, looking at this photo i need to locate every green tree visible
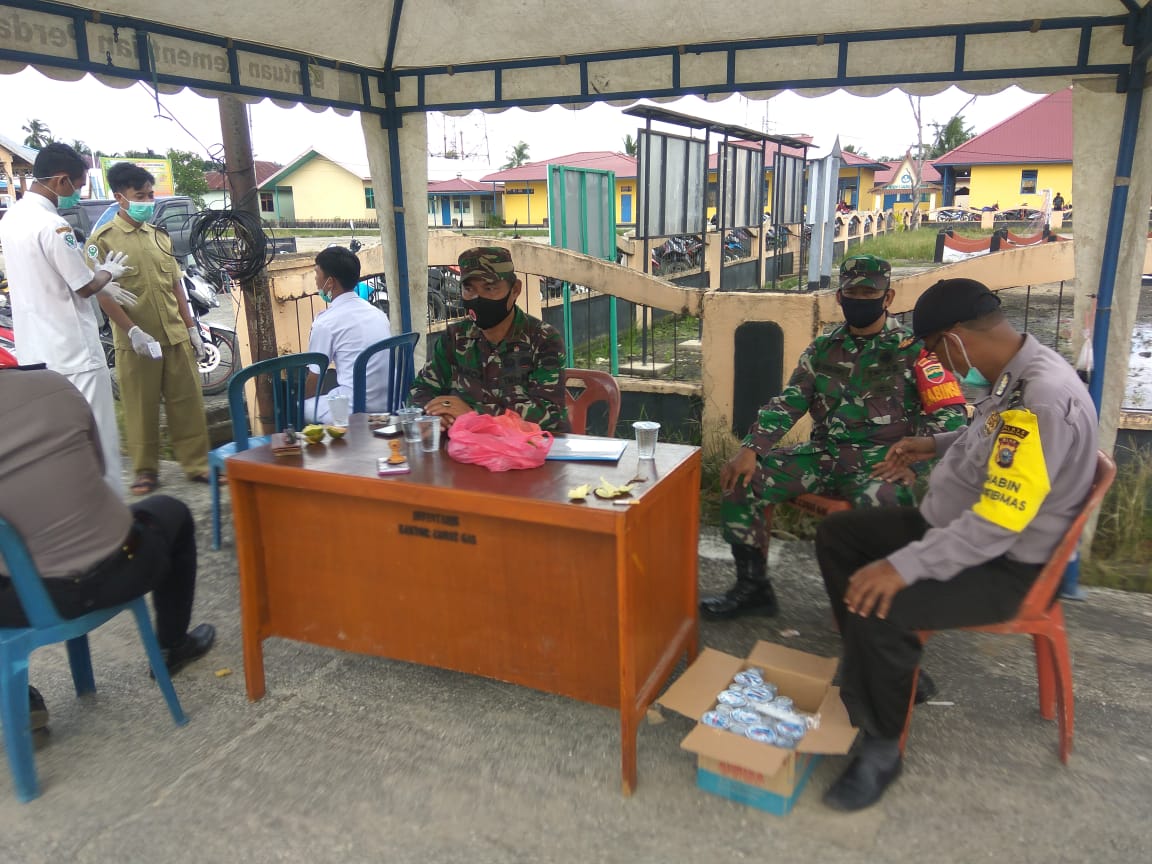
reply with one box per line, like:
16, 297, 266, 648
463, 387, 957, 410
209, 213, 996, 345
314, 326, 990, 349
929, 115, 976, 158
166, 149, 210, 207
70, 140, 93, 156
501, 141, 530, 169
842, 143, 868, 157
21, 118, 53, 149
622, 134, 638, 157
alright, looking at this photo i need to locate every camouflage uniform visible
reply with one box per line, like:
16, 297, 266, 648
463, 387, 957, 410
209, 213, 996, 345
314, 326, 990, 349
410, 306, 569, 431
722, 316, 967, 551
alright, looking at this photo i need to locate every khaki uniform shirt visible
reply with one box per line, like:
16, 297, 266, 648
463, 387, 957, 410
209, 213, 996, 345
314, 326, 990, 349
89, 215, 188, 349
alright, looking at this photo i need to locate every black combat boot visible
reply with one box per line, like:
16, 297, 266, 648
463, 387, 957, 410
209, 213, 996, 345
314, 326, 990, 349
699, 544, 779, 620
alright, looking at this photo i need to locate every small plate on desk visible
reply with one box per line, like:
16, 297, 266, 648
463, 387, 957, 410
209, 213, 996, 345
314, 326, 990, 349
546, 435, 628, 462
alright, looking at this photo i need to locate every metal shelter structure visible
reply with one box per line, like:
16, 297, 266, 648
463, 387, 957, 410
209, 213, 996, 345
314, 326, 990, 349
1, 0, 1150, 458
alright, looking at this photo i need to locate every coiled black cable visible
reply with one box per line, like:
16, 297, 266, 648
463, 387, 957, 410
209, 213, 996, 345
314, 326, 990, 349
188, 207, 275, 283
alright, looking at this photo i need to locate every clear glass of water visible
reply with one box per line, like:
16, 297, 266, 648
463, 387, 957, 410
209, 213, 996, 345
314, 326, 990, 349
416, 415, 441, 452
633, 421, 661, 459
327, 393, 351, 426
397, 407, 423, 443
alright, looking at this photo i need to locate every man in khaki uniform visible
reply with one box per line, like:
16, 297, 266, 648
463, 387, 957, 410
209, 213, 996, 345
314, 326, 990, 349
89, 162, 209, 495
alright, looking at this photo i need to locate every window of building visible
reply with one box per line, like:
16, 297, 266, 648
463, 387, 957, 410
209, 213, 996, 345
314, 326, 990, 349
454, 197, 471, 213
259, 192, 274, 213
480, 198, 493, 214
1020, 170, 1038, 195
428, 198, 436, 214
365, 187, 376, 209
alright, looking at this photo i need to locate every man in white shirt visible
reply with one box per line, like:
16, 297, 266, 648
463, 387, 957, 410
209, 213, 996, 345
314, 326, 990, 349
0, 143, 138, 493
305, 246, 392, 423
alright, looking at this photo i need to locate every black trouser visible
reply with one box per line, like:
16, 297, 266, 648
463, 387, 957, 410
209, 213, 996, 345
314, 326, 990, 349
0, 495, 197, 649
816, 507, 1042, 739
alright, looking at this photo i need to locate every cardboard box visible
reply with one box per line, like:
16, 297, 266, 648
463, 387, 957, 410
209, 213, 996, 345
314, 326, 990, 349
660, 641, 857, 815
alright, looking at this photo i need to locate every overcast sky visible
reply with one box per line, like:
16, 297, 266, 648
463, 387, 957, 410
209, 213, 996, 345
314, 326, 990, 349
2, 66, 1046, 181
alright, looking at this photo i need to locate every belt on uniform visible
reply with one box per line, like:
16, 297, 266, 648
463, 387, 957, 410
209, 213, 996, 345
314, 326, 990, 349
67, 521, 144, 585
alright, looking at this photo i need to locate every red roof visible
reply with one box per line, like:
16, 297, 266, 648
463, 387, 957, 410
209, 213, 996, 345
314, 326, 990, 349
874, 160, 941, 184
428, 177, 500, 194
838, 150, 888, 170
205, 160, 281, 191
481, 151, 636, 182
934, 89, 1072, 166
707, 137, 811, 169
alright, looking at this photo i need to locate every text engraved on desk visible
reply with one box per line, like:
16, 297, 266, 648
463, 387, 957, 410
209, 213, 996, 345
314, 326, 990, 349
398, 510, 478, 545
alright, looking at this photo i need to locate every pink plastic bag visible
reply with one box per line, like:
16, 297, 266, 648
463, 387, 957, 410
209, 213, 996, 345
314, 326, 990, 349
446, 411, 553, 471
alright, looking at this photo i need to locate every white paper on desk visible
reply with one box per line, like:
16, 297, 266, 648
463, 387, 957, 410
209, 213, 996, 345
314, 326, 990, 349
546, 436, 628, 462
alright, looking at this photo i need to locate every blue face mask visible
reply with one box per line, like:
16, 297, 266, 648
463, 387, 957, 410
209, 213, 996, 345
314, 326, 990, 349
319, 278, 333, 304
943, 332, 990, 389
124, 200, 155, 222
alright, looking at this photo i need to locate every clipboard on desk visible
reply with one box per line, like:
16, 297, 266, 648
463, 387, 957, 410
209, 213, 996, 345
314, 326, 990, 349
546, 435, 629, 463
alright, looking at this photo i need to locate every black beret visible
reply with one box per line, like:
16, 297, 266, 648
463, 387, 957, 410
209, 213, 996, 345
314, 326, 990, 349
912, 278, 1002, 339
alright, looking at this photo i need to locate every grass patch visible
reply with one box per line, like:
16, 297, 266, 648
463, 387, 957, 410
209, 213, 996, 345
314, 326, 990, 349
838, 227, 994, 265
1083, 445, 1152, 592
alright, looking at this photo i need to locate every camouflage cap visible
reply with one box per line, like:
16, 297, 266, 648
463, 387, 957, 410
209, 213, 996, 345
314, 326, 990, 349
839, 253, 892, 292
458, 246, 515, 283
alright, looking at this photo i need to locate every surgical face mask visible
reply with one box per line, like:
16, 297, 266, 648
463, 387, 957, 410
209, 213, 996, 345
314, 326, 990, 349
462, 287, 514, 330
38, 175, 81, 209
120, 197, 155, 223
319, 277, 334, 304
839, 293, 888, 329
942, 332, 990, 389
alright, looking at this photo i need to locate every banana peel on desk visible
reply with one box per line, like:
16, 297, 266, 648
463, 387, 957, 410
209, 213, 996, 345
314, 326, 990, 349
567, 477, 637, 501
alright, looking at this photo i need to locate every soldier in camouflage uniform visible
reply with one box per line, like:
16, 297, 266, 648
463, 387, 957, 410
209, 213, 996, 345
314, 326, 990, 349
410, 246, 569, 432
701, 254, 968, 620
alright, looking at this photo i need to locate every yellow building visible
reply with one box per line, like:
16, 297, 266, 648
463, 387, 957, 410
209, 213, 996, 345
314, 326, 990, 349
935, 88, 1073, 211
481, 151, 637, 226
837, 150, 888, 209
258, 149, 377, 223
0, 133, 36, 207
704, 138, 812, 223
869, 156, 942, 215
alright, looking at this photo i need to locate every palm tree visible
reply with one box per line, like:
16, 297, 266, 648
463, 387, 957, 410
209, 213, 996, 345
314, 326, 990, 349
70, 139, 93, 156
622, 134, 638, 157
501, 141, 530, 169
22, 118, 53, 149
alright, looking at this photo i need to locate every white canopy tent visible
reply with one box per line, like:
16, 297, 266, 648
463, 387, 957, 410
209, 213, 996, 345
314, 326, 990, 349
1, 0, 1149, 456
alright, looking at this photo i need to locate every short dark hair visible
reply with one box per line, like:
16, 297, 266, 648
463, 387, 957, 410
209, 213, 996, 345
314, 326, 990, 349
106, 162, 156, 193
33, 143, 87, 182
315, 246, 361, 291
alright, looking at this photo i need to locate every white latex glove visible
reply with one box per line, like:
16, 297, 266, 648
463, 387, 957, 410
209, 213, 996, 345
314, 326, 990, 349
128, 325, 161, 359
97, 280, 139, 308
187, 326, 206, 360
95, 250, 134, 281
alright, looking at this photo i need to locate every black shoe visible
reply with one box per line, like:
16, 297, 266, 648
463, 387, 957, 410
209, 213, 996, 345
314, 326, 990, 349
700, 581, 779, 620
160, 623, 216, 677
823, 737, 903, 812
914, 669, 937, 705
28, 686, 48, 731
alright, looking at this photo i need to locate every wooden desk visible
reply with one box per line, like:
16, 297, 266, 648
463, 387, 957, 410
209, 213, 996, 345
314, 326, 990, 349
227, 416, 701, 794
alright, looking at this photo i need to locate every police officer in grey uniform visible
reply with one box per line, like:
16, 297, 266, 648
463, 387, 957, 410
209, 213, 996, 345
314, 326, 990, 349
815, 278, 1098, 812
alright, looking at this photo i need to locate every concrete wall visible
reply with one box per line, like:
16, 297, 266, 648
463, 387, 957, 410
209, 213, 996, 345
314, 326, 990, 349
969, 163, 1074, 211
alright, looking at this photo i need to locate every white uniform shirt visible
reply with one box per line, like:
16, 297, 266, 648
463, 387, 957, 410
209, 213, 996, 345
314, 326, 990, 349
0, 192, 103, 374
307, 292, 392, 421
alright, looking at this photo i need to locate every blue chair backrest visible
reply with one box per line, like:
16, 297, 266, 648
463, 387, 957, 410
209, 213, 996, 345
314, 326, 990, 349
226, 352, 330, 450
0, 516, 65, 630
351, 332, 420, 415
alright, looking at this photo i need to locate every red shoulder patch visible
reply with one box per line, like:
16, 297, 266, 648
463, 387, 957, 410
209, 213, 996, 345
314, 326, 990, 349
914, 349, 966, 412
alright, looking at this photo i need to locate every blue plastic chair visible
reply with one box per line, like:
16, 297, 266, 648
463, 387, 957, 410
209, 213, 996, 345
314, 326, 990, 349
208, 352, 329, 549
0, 516, 187, 802
351, 332, 421, 415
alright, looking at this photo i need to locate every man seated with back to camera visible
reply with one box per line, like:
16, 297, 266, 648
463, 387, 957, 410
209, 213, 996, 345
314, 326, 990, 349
0, 366, 216, 739
409, 246, 568, 432
701, 254, 967, 622
815, 278, 1098, 812
304, 246, 392, 423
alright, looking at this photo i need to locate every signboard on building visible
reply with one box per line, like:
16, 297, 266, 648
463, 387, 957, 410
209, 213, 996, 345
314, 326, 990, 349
98, 156, 176, 197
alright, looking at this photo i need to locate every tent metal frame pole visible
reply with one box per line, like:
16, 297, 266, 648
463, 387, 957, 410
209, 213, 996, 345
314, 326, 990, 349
1088, 61, 1147, 411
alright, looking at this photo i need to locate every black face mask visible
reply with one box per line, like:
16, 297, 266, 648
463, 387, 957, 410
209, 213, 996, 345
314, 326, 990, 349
463, 291, 513, 330
840, 296, 887, 329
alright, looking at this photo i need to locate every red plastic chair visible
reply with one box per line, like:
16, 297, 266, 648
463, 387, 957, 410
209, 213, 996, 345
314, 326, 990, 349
564, 369, 621, 437
900, 450, 1117, 763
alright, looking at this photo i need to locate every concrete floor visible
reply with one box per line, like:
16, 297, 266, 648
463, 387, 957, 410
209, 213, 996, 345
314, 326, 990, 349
2, 462, 1151, 864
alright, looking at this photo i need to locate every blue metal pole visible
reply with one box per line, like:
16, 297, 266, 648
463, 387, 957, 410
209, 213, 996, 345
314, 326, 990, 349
385, 120, 413, 336
1068, 58, 1147, 599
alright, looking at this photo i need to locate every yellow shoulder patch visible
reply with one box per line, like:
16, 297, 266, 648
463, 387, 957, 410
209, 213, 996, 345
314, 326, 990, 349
972, 408, 1050, 532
